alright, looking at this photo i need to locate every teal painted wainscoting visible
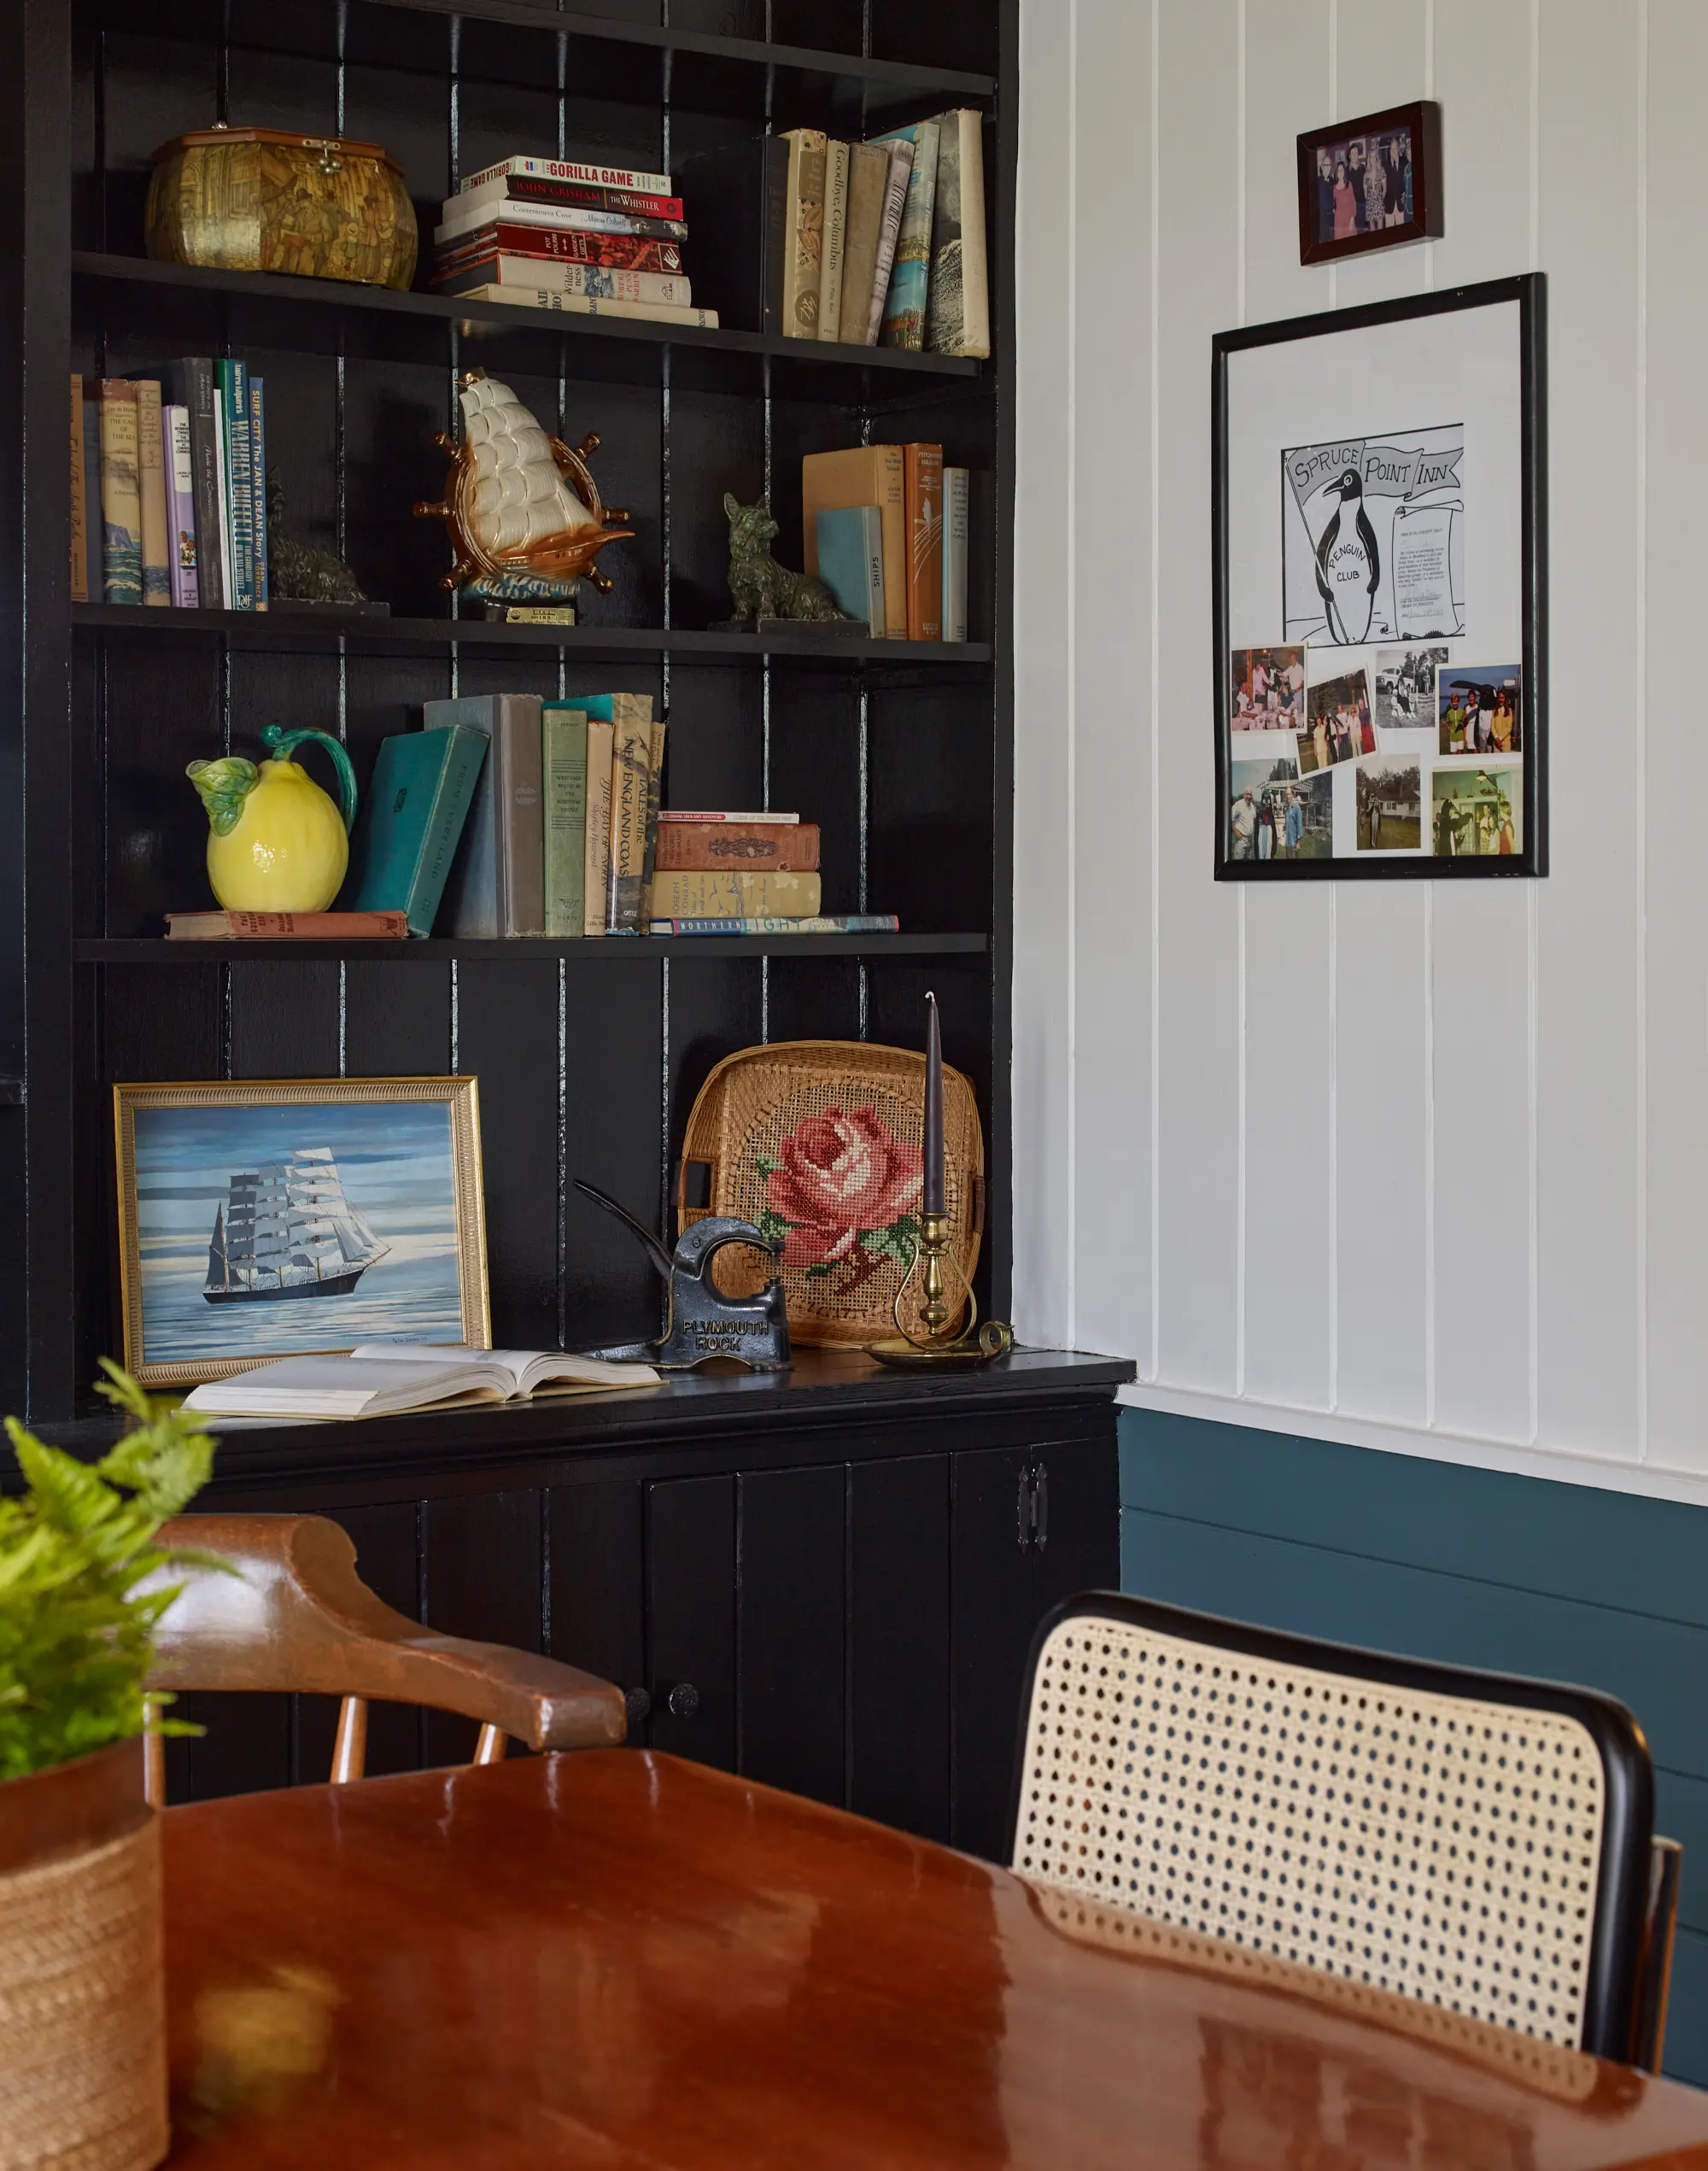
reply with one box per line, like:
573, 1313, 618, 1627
1120, 1407, 1708, 2086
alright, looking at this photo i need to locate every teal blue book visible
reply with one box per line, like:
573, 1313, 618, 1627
871, 119, 940, 349
814, 506, 885, 633
343, 726, 488, 937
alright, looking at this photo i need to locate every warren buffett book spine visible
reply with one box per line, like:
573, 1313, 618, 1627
649, 916, 899, 934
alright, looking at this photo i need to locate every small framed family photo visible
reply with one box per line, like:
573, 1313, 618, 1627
1296, 102, 1442, 266
113, 1075, 490, 1389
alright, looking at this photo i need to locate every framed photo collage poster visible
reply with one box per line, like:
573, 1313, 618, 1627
1213, 274, 1547, 878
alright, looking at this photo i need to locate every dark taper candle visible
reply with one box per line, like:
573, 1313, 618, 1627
923, 990, 945, 1216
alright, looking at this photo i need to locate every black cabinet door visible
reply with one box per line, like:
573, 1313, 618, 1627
948, 1431, 1121, 1864
646, 1472, 737, 1769
738, 1465, 845, 1806
949, 1443, 1035, 1861
1029, 1436, 1122, 1612
847, 1453, 951, 1842
547, 1479, 647, 1741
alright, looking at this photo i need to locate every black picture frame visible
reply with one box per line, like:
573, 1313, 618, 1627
1296, 100, 1442, 266
1211, 272, 1547, 882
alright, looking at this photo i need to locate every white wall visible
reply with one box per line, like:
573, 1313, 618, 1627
1014, 0, 1708, 1507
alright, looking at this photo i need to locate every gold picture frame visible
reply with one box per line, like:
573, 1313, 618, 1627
113, 1076, 489, 1390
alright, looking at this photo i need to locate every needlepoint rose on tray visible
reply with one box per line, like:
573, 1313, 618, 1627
757, 1103, 922, 1291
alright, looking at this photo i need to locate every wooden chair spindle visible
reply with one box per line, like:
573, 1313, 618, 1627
330, 1694, 369, 1783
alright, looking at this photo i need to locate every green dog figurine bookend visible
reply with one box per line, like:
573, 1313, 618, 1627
717, 493, 854, 629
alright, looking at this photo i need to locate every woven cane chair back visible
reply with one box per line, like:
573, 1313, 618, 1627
1009, 1595, 1658, 2062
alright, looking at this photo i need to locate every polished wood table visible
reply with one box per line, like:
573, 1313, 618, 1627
161, 1750, 1708, 2168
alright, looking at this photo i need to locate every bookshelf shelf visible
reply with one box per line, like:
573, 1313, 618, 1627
71, 604, 994, 669
75, 935, 989, 963
71, 255, 984, 389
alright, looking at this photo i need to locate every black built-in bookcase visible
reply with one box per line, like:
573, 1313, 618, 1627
1, 0, 1015, 1419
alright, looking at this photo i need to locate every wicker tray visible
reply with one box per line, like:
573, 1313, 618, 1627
676, 1040, 985, 1349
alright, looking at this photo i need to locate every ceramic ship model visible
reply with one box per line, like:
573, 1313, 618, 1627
203, 1147, 390, 1305
414, 371, 633, 605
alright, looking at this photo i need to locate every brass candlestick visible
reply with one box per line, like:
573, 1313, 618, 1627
868, 1209, 1015, 1370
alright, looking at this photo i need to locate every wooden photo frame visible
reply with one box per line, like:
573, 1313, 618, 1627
113, 1075, 489, 1388
1297, 101, 1442, 266
1212, 274, 1547, 881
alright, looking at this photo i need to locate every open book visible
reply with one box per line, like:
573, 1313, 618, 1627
182, 1345, 661, 1421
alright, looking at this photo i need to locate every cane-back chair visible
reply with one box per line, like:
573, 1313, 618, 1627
1009, 1593, 1681, 2073
143, 1513, 626, 1805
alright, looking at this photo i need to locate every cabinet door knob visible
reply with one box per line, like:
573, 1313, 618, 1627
664, 1682, 700, 1720
623, 1686, 653, 1732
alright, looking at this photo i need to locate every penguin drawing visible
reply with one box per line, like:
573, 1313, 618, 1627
1313, 469, 1381, 644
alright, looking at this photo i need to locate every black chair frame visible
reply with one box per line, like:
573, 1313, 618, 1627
1006, 1590, 1667, 2068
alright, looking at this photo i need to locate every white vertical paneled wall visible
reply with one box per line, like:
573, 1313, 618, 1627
1013, 0, 1708, 1505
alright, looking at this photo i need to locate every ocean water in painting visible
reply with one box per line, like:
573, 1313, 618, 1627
134, 1098, 468, 1367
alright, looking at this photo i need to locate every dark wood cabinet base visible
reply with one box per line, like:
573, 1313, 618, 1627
43, 1350, 1132, 1857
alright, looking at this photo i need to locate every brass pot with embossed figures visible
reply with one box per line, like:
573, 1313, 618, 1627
145, 126, 418, 291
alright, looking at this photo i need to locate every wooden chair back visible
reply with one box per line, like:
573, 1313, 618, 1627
144, 1513, 626, 1805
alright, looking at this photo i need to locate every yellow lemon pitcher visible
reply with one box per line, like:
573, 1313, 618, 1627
187, 726, 358, 913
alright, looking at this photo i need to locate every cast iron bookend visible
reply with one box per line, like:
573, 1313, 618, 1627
716, 493, 855, 629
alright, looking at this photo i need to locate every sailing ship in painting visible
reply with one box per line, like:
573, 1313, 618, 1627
203, 1147, 391, 1305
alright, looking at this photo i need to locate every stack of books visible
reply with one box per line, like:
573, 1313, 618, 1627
802, 444, 968, 642
646, 812, 894, 935
684, 111, 988, 357
71, 364, 269, 611
430, 153, 719, 329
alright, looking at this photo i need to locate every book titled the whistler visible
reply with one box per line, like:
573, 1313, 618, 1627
184, 1343, 661, 1421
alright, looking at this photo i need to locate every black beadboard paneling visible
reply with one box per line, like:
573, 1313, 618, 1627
57, 0, 1009, 1418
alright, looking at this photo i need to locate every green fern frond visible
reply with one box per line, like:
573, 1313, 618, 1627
0, 1365, 219, 1780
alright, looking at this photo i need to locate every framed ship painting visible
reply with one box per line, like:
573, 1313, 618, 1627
113, 1076, 489, 1389
1212, 272, 1547, 880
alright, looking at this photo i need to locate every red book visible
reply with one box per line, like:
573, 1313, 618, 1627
165, 910, 409, 940
904, 442, 944, 642
433, 225, 683, 278
654, 821, 821, 872
457, 173, 684, 221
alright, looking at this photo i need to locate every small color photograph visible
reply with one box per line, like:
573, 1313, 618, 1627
1354, 758, 1424, 851
1373, 644, 1448, 735
1309, 126, 1416, 247
1431, 765, 1522, 858
1299, 668, 1374, 773
1228, 756, 1301, 863
1439, 668, 1522, 757
1231, 645, 1306, 733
